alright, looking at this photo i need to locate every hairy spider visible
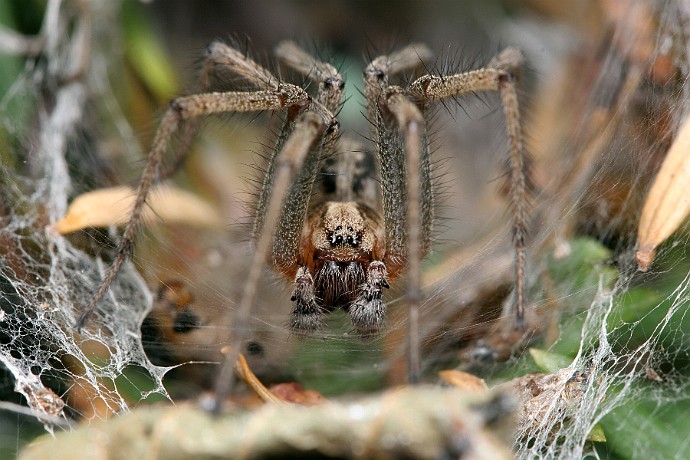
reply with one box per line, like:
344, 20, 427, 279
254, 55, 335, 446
77, 40, 527, 388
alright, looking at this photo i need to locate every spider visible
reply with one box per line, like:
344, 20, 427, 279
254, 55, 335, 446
76, 40, 527, 390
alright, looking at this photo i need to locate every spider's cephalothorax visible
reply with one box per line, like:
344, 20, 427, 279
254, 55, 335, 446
296, 189, 389, 334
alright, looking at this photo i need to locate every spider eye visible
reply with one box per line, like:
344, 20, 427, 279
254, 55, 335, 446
327, 230, 361, 248
346, 236, 359, 247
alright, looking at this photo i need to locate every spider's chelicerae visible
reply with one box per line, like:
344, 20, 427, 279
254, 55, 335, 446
78, 40, 527, 385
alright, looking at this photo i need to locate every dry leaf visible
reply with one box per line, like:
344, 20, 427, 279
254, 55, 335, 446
226, 348, 325, 407
269, 382, 326, 405
52, 185, 222, 234
636, 114, 690, 271
439, 370, 489, 393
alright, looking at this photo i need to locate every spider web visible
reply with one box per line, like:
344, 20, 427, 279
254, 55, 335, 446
504, 1, 690, 457
1, 1, 690, 459
0, 0, 169, 431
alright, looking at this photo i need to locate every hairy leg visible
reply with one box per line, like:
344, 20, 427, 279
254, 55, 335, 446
410, 48, 528, 328
266, 42, 349, 331
213, 110, 330, 411
363, 45, 432, 382
364, 45, 434, 278
77, 43, 309, 328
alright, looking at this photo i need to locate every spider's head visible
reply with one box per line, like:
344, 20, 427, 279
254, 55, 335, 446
323, 203, 365, 249
310, 202, 381, 262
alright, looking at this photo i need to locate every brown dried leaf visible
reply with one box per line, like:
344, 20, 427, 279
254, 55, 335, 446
269, 382, 326, 406
231, 349, 325, 407
636, 114, 690, 271
438, 370, 489, 393
52, 185, 222, 234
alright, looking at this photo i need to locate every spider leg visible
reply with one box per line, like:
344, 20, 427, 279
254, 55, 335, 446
274, 41, 345, 175
275, 41, 345, 115
364, 45, 434, 278
364, 46, 433, 382
76, 46, 310, 329
256, 42, 344, 272
157, 41, 278, 180
205, 41, 281, 88
409, 48, 528, 329
213, 110, 330, 410
385, 89, 427, 381
253, 43, 351, 333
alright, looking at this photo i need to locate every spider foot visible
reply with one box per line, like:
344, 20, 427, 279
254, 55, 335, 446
290, 267, 323, 333
349, 261, 389, 336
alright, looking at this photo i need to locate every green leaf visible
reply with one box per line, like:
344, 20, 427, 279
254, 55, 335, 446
546, 237, 617, 357
529, 348, 572, 373
601, 394, 690, 459
547, 237, 614, 284
121, 0, 178, 102
115, 366, 168, 404
587, 423, 606, 442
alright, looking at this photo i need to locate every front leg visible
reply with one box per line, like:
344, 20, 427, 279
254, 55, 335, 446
349, 261, 390, 336
290, 267, 323, 332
